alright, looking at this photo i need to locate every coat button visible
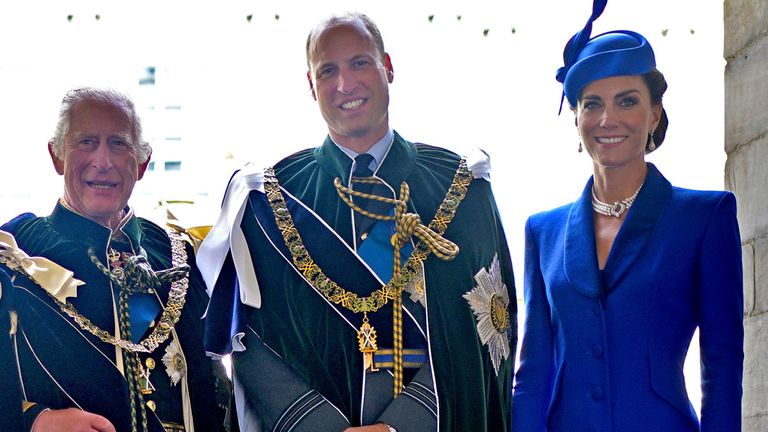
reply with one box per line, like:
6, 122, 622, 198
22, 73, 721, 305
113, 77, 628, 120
592, 345, 603, 358
591, 386, 605, 401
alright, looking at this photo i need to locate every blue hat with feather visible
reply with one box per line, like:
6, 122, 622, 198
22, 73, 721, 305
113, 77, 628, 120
556, 0, 656, 112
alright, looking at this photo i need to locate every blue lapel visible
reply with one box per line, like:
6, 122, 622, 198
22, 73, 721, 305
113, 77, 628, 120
564, 164, 672, 298
564, 177, 603, 298
602, 164, 671, 292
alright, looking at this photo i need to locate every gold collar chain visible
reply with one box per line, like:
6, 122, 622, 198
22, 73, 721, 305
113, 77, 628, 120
263, 159, 472, 315
265, 159, 472, 395
47, 231, 190, 354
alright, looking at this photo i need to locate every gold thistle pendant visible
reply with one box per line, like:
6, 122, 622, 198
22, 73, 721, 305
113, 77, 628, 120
138, 358, 156, 395
357, 314, 379, 372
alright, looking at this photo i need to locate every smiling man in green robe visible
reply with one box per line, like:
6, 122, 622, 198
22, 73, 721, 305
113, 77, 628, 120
199, 12, 516, 432
0, 87, 228, 432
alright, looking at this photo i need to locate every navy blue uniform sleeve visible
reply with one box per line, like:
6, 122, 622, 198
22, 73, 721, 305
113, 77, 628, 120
232, 326, 350, 432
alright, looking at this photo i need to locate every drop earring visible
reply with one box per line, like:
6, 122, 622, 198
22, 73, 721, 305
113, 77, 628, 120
578, 141, 583, 153
647, 133, 656, 152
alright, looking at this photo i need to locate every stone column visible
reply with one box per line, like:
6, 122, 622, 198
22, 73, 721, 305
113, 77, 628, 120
724, 1, 768, 430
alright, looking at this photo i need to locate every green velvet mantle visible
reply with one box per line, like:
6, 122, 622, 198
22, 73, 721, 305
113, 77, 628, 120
233, 133, 516, 431
1, 204, 224, 431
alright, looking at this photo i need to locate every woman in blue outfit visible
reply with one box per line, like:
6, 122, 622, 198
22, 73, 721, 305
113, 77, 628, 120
512, 1, 744, 431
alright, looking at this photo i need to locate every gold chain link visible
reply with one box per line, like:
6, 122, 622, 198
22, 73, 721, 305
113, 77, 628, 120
45, 231, 190, 354
264, 160, 473, 395
263, 159, 472, 315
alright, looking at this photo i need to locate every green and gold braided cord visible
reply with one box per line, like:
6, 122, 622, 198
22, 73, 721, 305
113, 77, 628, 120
118, 289, 148, 432
49, 238, 191, 354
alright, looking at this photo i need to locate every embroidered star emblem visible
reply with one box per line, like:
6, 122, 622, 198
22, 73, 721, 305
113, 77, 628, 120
463, 254, 511, 376
162, 338, 186, 386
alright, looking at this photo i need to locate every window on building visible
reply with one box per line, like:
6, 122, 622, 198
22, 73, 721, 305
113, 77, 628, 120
164, 161, 182, 171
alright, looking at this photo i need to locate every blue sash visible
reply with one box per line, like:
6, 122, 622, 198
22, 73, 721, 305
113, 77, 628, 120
129, 293, 161, 342
357, 215, 413, 284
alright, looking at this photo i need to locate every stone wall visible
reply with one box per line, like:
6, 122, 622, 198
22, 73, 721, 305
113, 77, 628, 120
724, 0, 768, 429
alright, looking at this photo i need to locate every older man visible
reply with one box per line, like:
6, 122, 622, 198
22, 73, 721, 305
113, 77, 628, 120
0, 87, 227, 432
199, 12, 516, 432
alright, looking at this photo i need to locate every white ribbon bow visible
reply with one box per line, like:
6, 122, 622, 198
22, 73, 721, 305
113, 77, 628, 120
0, 230, 84, 303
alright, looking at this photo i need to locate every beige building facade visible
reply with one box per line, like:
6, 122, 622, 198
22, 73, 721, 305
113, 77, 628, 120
724, 1, 768, 430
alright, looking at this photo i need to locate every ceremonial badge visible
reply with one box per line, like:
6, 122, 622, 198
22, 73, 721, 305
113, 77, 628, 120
357, 316, 379, 372
162, 338, 186, 386
463, 254, 511, 376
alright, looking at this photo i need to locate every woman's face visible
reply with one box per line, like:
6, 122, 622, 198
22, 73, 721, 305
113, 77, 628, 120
576, 75, 661, 170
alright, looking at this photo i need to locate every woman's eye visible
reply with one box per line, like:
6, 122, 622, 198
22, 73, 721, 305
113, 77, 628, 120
620, 97, 638, 107
582, 101, 600, 111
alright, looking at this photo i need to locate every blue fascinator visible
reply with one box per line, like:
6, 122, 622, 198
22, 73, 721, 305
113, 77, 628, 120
556, 0, 656, 113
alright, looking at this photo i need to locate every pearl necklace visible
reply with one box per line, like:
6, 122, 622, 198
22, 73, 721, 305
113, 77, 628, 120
591, 183, 643, 218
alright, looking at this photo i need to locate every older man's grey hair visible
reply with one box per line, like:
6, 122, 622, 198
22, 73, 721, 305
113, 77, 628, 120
50, 87, 151, 163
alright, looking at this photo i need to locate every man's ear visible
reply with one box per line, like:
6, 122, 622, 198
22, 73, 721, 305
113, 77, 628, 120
48, 141, 64, 175
384, 53, 394, 83
307, 71, 317, 100
138, 148, 152, 180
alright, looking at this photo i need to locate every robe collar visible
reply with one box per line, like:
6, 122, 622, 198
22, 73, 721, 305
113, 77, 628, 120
314, 131, 418, 188
564, 163, 672, 298
48, 202, 143, 254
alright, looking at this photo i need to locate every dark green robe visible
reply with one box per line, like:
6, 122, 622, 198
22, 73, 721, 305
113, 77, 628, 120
0, 204, 226, 432
204, 133, 516, 431
0, 267, 24, 431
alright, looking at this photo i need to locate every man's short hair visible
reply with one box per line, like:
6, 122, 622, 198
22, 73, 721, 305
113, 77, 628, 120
50, 87, 151, 163
305, 12, 386, 69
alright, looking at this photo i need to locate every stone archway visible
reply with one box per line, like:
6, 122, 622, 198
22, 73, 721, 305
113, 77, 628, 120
724, 1, 768, 430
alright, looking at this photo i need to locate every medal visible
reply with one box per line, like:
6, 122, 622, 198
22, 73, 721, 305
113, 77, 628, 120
138, 358, 156, 395
357, 314, 379, 372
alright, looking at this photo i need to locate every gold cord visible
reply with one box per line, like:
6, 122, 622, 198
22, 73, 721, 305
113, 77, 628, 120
334, 179, 461, 261
263, 159, 473, 397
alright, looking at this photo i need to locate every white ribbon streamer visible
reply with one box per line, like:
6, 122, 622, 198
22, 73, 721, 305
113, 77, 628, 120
0, 230, 84, 303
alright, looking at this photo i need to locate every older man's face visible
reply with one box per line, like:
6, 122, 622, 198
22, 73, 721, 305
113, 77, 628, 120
51, 100, 147, 228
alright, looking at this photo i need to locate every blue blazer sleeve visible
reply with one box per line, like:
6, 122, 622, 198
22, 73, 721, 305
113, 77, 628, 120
697, 192, 743, 431
512, 217, 555, 431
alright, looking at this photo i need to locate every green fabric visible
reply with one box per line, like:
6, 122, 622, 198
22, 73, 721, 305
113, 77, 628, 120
240, 133, 516, 431
0, 267, 24, 431
2, 204, 226, 432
